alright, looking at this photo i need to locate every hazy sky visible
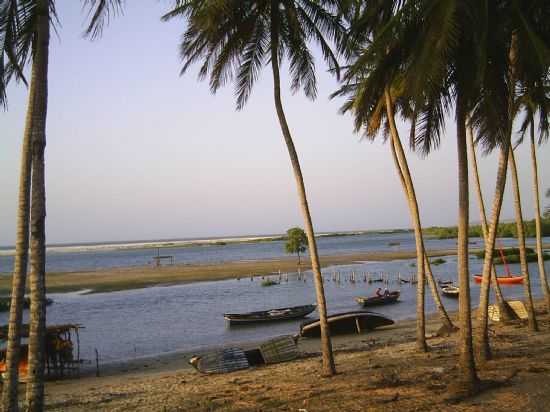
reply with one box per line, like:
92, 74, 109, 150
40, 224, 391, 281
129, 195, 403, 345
1, 2, 549, 246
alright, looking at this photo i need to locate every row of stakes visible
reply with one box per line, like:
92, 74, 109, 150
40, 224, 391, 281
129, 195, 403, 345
235, 270, 439, 285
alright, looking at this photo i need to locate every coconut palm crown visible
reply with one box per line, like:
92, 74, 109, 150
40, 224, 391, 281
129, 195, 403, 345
162, 0, 346, 109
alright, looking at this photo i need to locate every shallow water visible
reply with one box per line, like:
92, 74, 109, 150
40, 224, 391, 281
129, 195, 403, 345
2, 254, 547, 364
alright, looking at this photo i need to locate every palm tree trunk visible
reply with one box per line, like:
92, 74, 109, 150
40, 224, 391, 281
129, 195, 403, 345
1, 56, 36, 412
508, 147, 538, 331
466, 124, 512, 318
455, 94, 478, 391
529, 120, 550, 313
385, 90, 454, 339
270, 4, 335, 376
474, 143, 510, 362
25, 1, 50, 410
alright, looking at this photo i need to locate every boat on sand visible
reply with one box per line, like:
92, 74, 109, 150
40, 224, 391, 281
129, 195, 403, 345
300, 311, 394, 338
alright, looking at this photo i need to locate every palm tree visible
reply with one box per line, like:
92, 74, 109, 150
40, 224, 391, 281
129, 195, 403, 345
338, 0, 492, 392
508, 146, 538, 331
0, 1, 122, 410
474, 3, 550, 358
466, 124, 516, 324
335, 1, 456, 347
516, 90, 550, 313
163, 0, 347, 376
334, 78, 455, 344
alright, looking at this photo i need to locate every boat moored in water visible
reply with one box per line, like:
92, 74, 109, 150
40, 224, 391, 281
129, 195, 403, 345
354, 291, 400, 307
300, 311, 394, 338
441, 285, 459, 298
224, 304, 316, 325
473, 275, 524, 285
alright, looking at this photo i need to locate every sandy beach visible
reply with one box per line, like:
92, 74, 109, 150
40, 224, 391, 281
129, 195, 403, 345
39, 305, 550, 411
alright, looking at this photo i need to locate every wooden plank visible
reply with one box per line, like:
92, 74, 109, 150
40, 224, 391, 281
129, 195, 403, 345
508, 300, 528, 320
195, 348, 249, 374
488, 305, 500, 322
259, 335, 298, 365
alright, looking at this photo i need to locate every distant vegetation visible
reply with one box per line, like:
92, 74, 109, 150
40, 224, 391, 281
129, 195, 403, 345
424, 218, 550, 239
431, 258, 446, 266
475, 247, 550, 264
261, 279, 279, 287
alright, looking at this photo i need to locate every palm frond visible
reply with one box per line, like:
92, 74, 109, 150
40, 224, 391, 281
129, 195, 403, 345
83, 0, 124, 40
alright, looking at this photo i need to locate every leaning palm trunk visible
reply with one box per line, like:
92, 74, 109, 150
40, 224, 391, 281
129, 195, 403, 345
455, 94, 479, 391
467, 125, 517, 340
25, 1, 50, 410
385, 90, 454, 339
2, 69, 35, 412
474, 142, 510, 361
467, 125, 516, 325
508, 147, 538, 331
529, 120, 550, 313
270, 23, 335, 376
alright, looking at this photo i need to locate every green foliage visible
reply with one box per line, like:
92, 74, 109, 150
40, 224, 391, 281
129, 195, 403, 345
285, 227, 308, 263
474, 247, 550, 265
430, 258, 446, 266
261, 279, 278, 287
424, 219, 550, 239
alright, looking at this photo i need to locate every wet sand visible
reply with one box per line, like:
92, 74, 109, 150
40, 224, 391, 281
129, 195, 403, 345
0, 248, 464, 294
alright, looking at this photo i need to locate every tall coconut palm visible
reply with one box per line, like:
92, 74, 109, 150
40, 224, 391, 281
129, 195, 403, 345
473, 2, 550, 359
516, 88, 550, 313
0, 1, 123, 410
333, 78, 455, 344
466, 124, 516, 324
163, 0, 347, 376
338, 0, 489, 392
335, 1, 455, 348
508, 146, 538, 331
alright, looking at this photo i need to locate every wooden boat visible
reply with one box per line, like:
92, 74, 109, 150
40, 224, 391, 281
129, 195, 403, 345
473, 275, 524, 285
300, 311, 394, 338
441, 285, 459, 298
473, 243, 524, 285
189, 335, 299, 374
354, 291, 400, 307
224, 304, 316, 325
437, 279, 453, 286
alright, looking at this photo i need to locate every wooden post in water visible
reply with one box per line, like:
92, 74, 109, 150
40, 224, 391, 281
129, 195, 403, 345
95, 348, 100, 377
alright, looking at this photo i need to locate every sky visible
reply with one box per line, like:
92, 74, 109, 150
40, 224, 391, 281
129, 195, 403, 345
1, 2, 549, 246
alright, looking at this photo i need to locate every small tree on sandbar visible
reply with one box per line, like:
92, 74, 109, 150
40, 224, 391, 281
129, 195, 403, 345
285, 227, 308, 265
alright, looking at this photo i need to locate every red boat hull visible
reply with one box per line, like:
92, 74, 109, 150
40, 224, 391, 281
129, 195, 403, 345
473, 275, 524, 285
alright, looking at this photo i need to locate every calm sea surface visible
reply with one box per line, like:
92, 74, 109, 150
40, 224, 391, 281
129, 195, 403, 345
0, 232, 548, 364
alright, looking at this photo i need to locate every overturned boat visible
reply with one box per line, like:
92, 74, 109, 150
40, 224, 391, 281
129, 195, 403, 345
224, 304, 316, 325
300, 311, 394, 338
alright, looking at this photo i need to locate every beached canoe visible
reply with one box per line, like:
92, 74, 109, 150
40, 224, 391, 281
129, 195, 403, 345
354, 291, 400, 307
300, 311, 394, 338
441, 285, 459, 298
473, 275, 524, 285
224, 304, 316, 325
